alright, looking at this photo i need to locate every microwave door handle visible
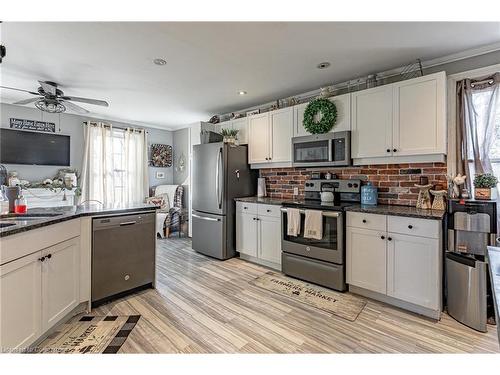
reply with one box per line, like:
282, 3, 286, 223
328, 139, 334, 162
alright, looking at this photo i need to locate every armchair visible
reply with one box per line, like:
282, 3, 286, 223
153, 184, 184, 238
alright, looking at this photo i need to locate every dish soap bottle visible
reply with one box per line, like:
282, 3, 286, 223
14, 193, 27, 214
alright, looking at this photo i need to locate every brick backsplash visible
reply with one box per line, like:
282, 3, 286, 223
259, 162, 447, 206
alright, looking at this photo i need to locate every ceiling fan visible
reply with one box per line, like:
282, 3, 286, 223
0, 80, 109, 114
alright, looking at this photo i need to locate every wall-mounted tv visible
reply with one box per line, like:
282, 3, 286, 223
0, 128, 70, 166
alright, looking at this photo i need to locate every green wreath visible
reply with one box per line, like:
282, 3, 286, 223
303, 98, 337, 134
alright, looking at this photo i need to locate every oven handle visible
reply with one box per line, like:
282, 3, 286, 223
280, 207, 341, 218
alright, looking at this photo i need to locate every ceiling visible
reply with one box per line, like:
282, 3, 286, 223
1, 22, 500, 130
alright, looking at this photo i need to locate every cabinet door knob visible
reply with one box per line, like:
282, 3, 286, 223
386, 149, 391, 153
362, 219, 367, 223
244, 207, 248, 209
388, 237, 392, 241
393, 149, 397, 152
408, 225, 413, 229
252, 217, 256, 221
266, 209, 271, 212
47, 254, 52, 259
39, 256, 46, 262
381, 235, 385, 240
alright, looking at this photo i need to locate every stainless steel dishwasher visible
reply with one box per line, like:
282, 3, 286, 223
92, 212, 155, 306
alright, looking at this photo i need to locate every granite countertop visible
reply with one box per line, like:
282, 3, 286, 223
487, 246, 500, 345
0, 203, 158, 238
344, 204, 446, 220
235, 196, 298, 206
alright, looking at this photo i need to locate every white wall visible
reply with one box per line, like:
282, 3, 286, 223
0, 103, 174, 188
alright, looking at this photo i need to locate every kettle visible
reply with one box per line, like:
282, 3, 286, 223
320, 191, 334, 202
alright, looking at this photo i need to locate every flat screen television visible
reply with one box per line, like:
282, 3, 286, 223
0, 128, 70, 166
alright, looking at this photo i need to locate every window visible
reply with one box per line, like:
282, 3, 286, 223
111, 129, 126, 204
489, 98, 500, 179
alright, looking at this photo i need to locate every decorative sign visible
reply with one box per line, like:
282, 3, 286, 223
9, 118, 56, 132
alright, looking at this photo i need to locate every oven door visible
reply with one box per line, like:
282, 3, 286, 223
281, 208, 344, 264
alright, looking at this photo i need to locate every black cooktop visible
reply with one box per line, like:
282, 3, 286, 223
282, 199, 356, 211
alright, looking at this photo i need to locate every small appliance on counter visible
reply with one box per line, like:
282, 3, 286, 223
446, 199, 497, 332
361, 182, 378, 205
257, 177, 267, 197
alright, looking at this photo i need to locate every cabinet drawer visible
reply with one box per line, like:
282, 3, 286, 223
387, 215, 440, 239
258, 204, 281, 218
236, 201, 258, 215
347, 212, 386, 231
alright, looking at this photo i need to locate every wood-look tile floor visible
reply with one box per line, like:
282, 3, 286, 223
89, 238, 499, 353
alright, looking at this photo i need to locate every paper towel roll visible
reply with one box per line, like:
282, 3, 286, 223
257, 178, 267, 197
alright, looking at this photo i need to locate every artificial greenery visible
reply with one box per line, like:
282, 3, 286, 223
473, 173, 498, 188
303, 98, 337, 134
220, 128, 239, 138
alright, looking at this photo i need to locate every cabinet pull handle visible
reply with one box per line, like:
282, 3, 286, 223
388, 237, 392, 241
362, 219, 367, 223
380, 235, 385, 240
408, 225, 413, 229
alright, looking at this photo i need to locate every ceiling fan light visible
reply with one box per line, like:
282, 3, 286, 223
35, 99, 66, 113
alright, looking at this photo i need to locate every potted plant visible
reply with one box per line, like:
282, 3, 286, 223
473, 173, 498, 200
220, 128, 239, 145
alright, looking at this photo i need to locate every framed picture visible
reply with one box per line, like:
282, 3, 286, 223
150, 144, 172, 167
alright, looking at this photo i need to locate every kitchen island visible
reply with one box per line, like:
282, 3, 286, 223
0, 203, 158, 352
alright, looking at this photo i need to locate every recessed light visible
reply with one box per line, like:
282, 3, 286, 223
238, 91, 247, 95
317, 62, 331, 69
153, 58, 167, 66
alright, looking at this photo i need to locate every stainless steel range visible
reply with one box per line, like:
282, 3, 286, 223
281, 179, 361, 291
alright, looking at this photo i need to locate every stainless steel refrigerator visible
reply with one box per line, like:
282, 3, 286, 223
192, 142, 257, 259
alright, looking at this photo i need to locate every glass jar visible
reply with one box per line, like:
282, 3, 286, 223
14, 194, 27, 214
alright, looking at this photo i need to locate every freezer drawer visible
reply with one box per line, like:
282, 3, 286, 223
92, 213, 155, 305
192, 211, 231, 260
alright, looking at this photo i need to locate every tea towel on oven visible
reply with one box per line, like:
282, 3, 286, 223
304, 210, 323, 240
287, 208, 301, 237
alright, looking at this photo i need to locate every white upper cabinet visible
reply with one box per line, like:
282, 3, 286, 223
270, 107, 293, 163
392, 72, 446, 156
294, 93, 351, 137
248, 108, 293, 165
351, 85, 393, 158
351, 71, 446, 161
248, 112, 271, 163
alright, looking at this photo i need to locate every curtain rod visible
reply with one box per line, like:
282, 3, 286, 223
83, 121, 148, 133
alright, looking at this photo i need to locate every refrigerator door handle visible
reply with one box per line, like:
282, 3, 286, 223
192, 213, 221, 222
216, 147, 222, 209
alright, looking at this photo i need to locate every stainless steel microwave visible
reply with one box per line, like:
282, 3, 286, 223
292, 131, 351, 167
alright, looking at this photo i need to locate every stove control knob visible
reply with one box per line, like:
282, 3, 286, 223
348, 183, 353, 188
353, 183, 359, 188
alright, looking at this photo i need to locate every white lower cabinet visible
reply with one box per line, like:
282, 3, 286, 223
42, 237, 80, 331
258, 215, 281, 264
0, 236, 80, 350
387, 233, 440, 309
346, 227, 387, 294
236, 202, 282, 269
346, 211, 442, 318
0, 251, 42, 351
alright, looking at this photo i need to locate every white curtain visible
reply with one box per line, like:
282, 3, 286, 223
80, 122, 149, 206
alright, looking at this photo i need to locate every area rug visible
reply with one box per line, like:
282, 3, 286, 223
250, 272, 366, 321
34, 315, 140, 354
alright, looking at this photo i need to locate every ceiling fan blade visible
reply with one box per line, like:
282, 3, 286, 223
38, 80, 56, 95
62, 100, 90, 114
61, 96, 109, 107
12, 97, 40, 105
0, 85, 39, 95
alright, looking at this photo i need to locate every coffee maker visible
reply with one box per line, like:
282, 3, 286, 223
446, 199, 497, 332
